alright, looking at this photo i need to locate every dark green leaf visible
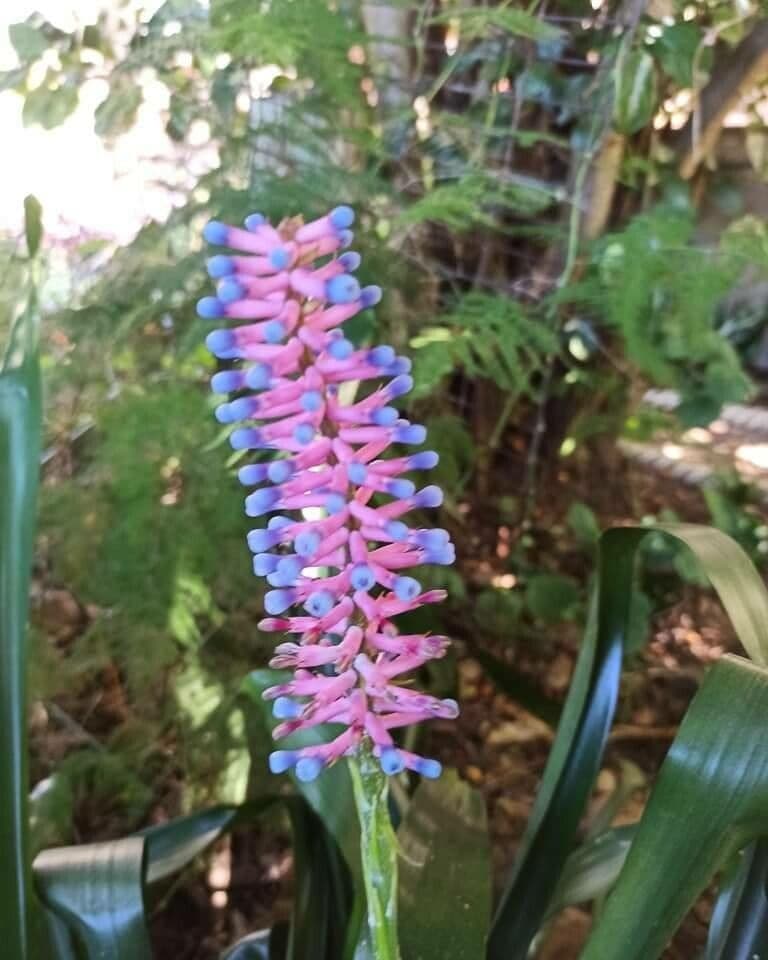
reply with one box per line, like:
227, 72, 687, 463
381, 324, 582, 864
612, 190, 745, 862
583, 656, 768, 958
548, 825, 635, 916
398, 772, 491, 960
9, 22, 48, 61
286, 797, 352, 960
95, 81, 142, 138
23, 194, 43, 259
34, 837, 152, 959
704, 841, 768, 960
22, 83, 78, 130
0, 294, 42, 960
525, 572, 580, 622
652, 23, 704, 87
614, 50, 657, 135
487, 523, 768, 959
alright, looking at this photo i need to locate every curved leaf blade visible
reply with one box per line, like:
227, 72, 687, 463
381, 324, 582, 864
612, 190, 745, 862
34, 837, 152, 959
0, 294, 41, 959
487, 523, 768, 958
398, 771, 491, 960
583, 655, 768, 959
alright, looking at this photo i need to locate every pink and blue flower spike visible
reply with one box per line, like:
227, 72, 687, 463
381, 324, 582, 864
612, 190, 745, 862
200, 206, 457, 782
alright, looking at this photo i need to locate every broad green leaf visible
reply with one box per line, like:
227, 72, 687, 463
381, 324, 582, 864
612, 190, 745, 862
34, 797, 276, 960
0, 294, 42, 959
614, 50, 657, 136
398, 772, 491, 960
34, 837, 152, 959
487, 523, 768, 959
141, 803, 245, 885
583, 656, 768, 958
286, 797, 352, 960
23, 194, 43, 259
9, 22, 48, 61
704, 841, 768, 960
95, 81, 142, 138
652, 22, 706, 88
547, 824, 635, 917
22, 83, 78, 130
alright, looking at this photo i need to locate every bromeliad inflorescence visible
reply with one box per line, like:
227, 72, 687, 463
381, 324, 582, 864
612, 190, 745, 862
199, 206, 457, 783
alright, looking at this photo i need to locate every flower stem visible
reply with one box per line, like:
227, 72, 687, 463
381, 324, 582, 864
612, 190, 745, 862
349, 745, 401, 960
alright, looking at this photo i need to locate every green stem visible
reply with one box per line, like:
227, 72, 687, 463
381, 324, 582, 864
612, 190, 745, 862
349, 746, 401, 960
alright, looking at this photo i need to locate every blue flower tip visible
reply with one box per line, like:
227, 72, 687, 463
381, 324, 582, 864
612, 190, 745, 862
301, 390, 323, 412
330, 205, 355, 230
203, 220, 229, 245
245, 363, 272, 389
389, 478, 415, 499
338, 228, 354, 248
244, 213, 265, 230
293, 423, 315, 445
326, 273, 361, 305
304, 590, 334, 617
214, 403, 234, 424
416, 758, 442, 779
369, 345, 395, 367
264, 320, 286, 344
372, 406, 398, 427
295, 530, 321, 557
325, 492, 346, 515
347, 462, 367, 484
265, 589, 294, 615
273, 697, 302, 720
231, 428, 259, 451
269, 750, 296, 775
394, 576, 421, 602
361, 285, 382, 308
207, 255, 235, 278
210, 370, 240, 393
267, 460, 294, 483
269, 246, 290, 269
197, 296, 224, 319
350, 564, 375, 592
386, 520, 409, 541
380, 747, 406, 776
217, 278, 244, 303
205, 329, 235, 353
295, 756, 324, 782
328, 337, 353, 360
338, 250, 361, 271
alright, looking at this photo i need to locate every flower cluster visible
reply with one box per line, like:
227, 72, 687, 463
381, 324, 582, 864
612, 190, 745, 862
199, 206, 457, 782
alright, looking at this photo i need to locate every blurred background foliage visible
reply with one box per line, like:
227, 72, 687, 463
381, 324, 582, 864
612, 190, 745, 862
3, 0, 768, 952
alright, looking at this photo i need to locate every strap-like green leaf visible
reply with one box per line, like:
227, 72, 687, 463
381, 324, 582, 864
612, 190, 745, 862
34, 801, 275, 958
704, 841, 768, 960
487, 523, 768, 958
583, 655, 768, 958
34, 837, 152, 959
0, 293, 42, 959
398, 772, 491, 960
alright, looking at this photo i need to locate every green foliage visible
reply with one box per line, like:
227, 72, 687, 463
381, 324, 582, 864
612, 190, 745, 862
525, 572, 581, 623
410, 293, 557, 398
571, 208, 761, 424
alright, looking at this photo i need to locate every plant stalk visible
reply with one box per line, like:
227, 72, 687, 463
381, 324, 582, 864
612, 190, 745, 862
349, 745, 401, 960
